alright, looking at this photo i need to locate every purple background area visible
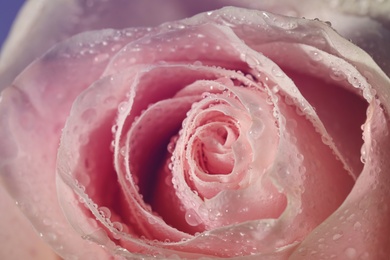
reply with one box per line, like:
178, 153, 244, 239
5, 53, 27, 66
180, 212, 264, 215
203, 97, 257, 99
1, 0, 25, 48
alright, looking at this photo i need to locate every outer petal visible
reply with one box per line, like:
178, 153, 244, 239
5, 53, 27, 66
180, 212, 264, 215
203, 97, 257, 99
290, 101, 390, 259
0, 186, 60, 260
3, 0, 390, 91
221, 0, 390, 76
0, 29, 140, 259
0, 0, 227, 91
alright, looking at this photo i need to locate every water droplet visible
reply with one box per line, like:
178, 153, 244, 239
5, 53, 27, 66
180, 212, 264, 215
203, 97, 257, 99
111, 44, 122, 52
112, 222, 123, 232
329, 67, 346, 81
193, 60, 203, 66
43, 218, 52, 226
359, 252, 370, 260
185, 208, 202, 226
111, 124, 118, 134
309, 50, 322, 61
332, 233, 343, 240
353, 221, 362, 230
81, 109, 97, 124
272, 66, 284, 77
46, 232, 57, 241
120, 146, 126, 157
245, 55, 259, 68
344, 247, 357, 259
249, 120, 264, 139
94, 53, 110, 63
347, 75, 361, 88
98, 207, 111, 219
360, 144, 367, 164
110, 140, 116, 152
79, 134, 89, 145
118, 102, 128, 113
202, 92, 211, 99
148, 216, 157, 225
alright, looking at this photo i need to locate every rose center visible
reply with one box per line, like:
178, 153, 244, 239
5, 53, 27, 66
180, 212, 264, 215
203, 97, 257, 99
193, 121, 238, 175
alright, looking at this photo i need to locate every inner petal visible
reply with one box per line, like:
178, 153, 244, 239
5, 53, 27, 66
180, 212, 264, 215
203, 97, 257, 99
197, 124, 237, 175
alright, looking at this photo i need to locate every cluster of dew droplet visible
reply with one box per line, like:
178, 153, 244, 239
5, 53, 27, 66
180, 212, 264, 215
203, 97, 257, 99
296, 205, 374, 259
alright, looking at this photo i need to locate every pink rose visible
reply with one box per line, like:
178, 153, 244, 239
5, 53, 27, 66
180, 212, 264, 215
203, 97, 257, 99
1, 1, 390, 259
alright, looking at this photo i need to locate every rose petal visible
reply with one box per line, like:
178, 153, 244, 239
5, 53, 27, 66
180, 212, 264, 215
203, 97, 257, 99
1, 5, 389, 259
0, 29, 137, 258
0, 186, 60, 260
291, 100, 390, 259
0, 0, 229, 90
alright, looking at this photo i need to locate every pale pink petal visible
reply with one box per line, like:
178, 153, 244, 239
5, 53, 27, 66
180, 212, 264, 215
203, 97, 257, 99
0, 29, 138, 258
1, 5, 389, 260
4, 0, 390, 92
0, 0, 228, 90
290, 101, 390, 259
0, 186, 60, 260
224, 0, 390, 77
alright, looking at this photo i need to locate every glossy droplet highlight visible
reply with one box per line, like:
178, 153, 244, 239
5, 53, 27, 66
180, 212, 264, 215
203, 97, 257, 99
185, 208, 202, 226
272, 66, 284, 77
94, 53, 110, 63
344, 247, 357, 259
249, 120, 265, 139
332, 233, 343, 241
329, 67, 346, 81
98, 206, 112, 219
309, 50, 322, 61
118, 102, 128, 113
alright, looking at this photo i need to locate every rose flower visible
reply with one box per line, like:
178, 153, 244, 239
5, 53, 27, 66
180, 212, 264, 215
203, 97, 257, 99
0, 1, 389, 259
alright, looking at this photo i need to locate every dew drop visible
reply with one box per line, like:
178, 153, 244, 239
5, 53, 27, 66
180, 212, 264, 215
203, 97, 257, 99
329, 67, 346, 81
93, 53, 110, 63
359, 252, 370, 260
110, 140, 115, 152
347, 75, 361, 88
185, 208, 202, 226
112, 222, 123, 232
111, 44, 122, 52
98, 207, 112, 219
249, 120, 264, 139
118, 102, 128, 113
148, 216, 157, 225
202, 92, 211, 99
81, 108, 97, 124
309, 50, 322, 61
193, 60, 203, 66
332, 233, 343, 241
79, 134, 89, 145
245, 55, 259, 68
360, 144, 367, 164
46, 232, 57, 241
353, 221, 362, 230
43, 218, 52, 226
111, 124, 118, 134
344, 247, 357, 259
271, 66, 284, 77
120, 146, 126, 157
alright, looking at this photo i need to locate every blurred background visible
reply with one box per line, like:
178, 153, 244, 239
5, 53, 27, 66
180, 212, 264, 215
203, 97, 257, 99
1, 0, 25, 48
